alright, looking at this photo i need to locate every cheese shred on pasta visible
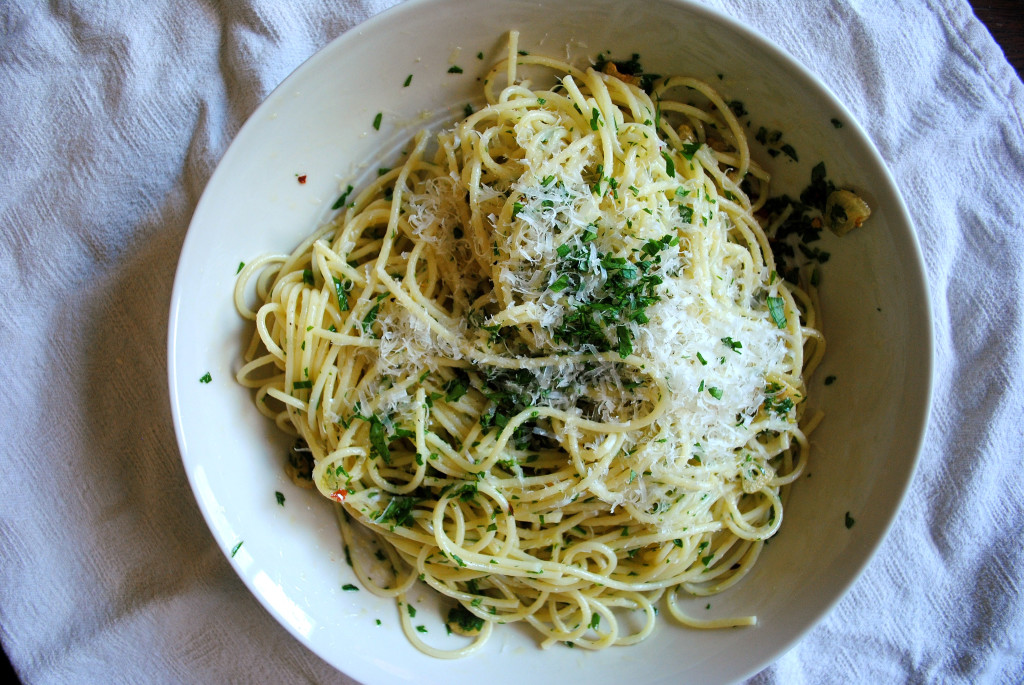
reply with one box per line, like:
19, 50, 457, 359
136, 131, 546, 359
235, 32, 824, 657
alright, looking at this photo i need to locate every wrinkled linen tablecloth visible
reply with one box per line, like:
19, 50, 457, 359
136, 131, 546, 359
1, 0, 1022, 682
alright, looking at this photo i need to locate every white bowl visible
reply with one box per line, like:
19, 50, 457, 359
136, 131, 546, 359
168, 0, 932, 682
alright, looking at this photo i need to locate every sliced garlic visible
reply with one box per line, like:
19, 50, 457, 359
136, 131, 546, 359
824, 189, 871, 236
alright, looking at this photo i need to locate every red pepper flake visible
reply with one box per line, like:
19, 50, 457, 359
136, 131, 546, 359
329, 489, 348, 503
297, 174, 307, 184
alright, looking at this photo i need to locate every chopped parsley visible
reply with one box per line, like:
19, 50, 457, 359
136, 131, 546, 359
661, 151, 675, 177
844, 511, 856, 529
342, 583, 359, 591
762, 162, 838, 282
334, 277, 351, 312
755, 126, 783, 146
372, 112, 382, 130
375, 494, 420, 530
361, 302, 380, 335
442, 370, 468, 403
368, 415, 391, 463
762, 382, 794, 418
275, 491, 285, 506
546, 236, 676, 359
332, 184, 354, 210
802, 162, 835, 209
477, 367, 544, 449
720, 336, 742, 353
548, 273, 570, 292
680, 141, 701, 160
592, 51, 660, 93
447, 65, 463, 74
230, 541, 243, 557
447, 605, 485, 633
444, 482, 479, 503
616, 324, 632, 358
443, 370, 470, 402
767, 296, 787, 329
199, 372, 212, 384
403, 74, 413, 87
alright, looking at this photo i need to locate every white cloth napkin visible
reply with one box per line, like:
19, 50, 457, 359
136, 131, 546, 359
1, 1, 1021, 683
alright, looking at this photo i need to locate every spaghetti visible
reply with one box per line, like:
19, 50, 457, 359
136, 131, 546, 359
235, 32, 824, 657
